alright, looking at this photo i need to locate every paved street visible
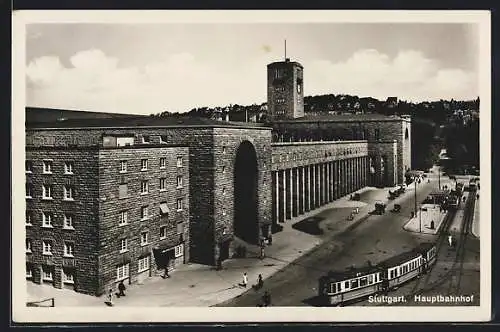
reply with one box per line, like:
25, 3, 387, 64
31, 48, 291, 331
218, 173, 458, 307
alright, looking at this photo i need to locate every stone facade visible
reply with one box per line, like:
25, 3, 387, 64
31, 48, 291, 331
25, 147, 101, 294
267, 60, 304, 120
271, 116, 410, 184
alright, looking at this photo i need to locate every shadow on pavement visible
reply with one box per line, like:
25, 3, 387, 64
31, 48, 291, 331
302, 295, 324, 307
292, 216, 325, 235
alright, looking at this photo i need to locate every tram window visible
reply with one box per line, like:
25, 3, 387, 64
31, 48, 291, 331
368, 275, 373, 284
351, 279, 359, 288
330, 283, 336, 294
360, 277, 368, 287
344, 281, 349, 289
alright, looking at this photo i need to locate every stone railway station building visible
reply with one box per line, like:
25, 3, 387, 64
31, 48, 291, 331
24, 58, 411, 295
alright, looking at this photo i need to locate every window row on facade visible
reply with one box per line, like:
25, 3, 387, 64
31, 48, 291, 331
25, 156, 184, 175
25, 160, 74, 174
26, 263, 75, 284
26, 238, 74, 257
271, 147, 366, 164
119, 198, 185, 225
118, 177, 184, 199
25, 211, 74, 228
25, 183, 74, 200
119, 156, 184, 173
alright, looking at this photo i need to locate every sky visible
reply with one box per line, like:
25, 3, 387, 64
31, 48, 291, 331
25, 23, 480, 115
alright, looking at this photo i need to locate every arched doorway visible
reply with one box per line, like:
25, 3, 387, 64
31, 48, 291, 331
234, 141, 259, 244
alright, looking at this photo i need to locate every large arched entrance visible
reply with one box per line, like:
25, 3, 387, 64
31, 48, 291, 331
234, 141, 259, 244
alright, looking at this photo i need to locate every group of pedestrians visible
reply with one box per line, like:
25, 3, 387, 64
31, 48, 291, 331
240, 272, 272, 306
106, 280, 127, 306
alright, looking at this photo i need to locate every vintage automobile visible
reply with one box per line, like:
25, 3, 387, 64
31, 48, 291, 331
374, 201, 386, 214
392, 204, 401, 213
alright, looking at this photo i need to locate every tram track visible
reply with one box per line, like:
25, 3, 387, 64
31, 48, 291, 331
447, 191, 476, 295
404, 206, 457, 299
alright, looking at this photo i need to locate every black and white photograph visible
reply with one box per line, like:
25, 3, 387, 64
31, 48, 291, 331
12, 10, 491, 322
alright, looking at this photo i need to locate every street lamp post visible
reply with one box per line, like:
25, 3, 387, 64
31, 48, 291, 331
414, 179, 417, 217
438, 165, 441, 190
419, 207, 422, 233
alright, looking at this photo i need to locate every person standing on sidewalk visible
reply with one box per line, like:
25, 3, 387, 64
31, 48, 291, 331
448, 234, 453, 247
263, 291, 272, 307
107, 288, 114, 306
242, 272, 248, 287
118, 280, 126, 297
257, 274, 264, 289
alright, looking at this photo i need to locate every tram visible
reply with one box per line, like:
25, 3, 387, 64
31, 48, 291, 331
318, 242, 437, 306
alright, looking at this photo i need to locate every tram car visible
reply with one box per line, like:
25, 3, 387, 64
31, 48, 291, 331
318, 266, 384, 306
318, 242, 437, 306
446, 194, 460, 210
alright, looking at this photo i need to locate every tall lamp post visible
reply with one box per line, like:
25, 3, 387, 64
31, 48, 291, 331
438, 165, 441, 190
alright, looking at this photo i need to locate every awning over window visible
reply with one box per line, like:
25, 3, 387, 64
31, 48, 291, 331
160, 203, 170, 215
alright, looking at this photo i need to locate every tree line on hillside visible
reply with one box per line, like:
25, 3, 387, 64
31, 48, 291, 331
151, 94, 479, 173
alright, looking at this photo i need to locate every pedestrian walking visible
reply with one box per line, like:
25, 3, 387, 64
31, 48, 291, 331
118, 280, 126, 297
107, 288, 114, 306
263, 291, 272, 307
242, 272, 248, 287
257, 274, 264, 289
448, 234, 453, 247
260, 244, 265, 260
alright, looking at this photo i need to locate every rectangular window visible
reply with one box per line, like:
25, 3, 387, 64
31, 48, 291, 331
140, 231, 148, 246
120, 161, 128, 173
360, 277, 368, 287
375, 129, 380, 140
42, 267, 53, 281
351, 279, 359, 288
160, 157, 166, 169
174, 244, 184, 257
141, 180, 149, 194
42, 212, 53, 227
176, 198, 183, 211
25, 183, 33, 198
42, 185, 52, 199
160, 225, 167, 239
116, 263, 129, 281
26, 263, 32, 278
120, 238, 128, 253
119, 211, 128, 226
63, 269, 74, 284
176, 176, 183, 188
116, 137, 134, 147
64, 242, 74, 257
42, 240, 52, 255
141, 159, 148, 171
26, 238, 32, 253
64, 162, 74, 174
63, 214, 74, 229
138, 256, 150, 272
26, 211, 32, 226
176, 222, 184, 235
63, 186, 74, 200
159, 178, 166, 191
368, 275, 373, 284
176, 156, 183, 167
25, 160, 33, 173
141, 206, 149, 220
43, 160, 52, 174
119, 184, 128, 199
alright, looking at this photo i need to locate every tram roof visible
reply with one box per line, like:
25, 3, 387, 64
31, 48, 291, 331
320, 265, 381, 282
377, 249, 423, 268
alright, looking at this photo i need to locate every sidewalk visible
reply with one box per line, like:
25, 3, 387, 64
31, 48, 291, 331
471, 190, 480, 238
25, 186, 397, 307
403, 207, 447, 234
